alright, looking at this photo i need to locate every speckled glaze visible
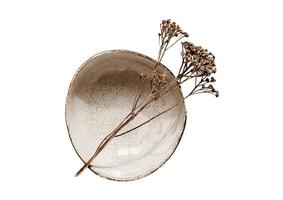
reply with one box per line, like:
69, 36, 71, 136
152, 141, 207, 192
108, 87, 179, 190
65, 50, 187, 181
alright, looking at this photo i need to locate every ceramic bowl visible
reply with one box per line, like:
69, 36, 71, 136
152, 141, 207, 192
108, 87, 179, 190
65, 50, 187, 181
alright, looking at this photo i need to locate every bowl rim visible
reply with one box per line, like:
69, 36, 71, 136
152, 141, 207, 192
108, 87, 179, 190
65, 49, 187, 181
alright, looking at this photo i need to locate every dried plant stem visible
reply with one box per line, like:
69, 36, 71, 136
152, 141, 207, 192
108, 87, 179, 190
75, 99, 153, 176
76, 78, 190, 176
131, 76, 145, 111
115, 69, 207, 139
73, 19, 217, 177
157, 36, 165, 61
132, 74, 190, 115
156, 41, 170, 65
75, 114, 133, 176
177, 59, 185, 78
132, 87, 144, 111
160, 76, 189, 96
166, 35, 187, 51
115, 80, 202, 138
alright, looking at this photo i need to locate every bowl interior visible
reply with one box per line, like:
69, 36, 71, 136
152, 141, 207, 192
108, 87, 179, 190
65, 50, 186, 181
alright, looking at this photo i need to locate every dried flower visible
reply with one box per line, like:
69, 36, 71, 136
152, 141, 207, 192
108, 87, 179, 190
181, 41, 216, 77
160, 19, 188, 39
156, 19, 189, 63
194, 82, 219, 97
150, 72, 168, 100
176, 41, 218, 98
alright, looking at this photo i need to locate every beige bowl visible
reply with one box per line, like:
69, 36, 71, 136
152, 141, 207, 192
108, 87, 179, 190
65, 50, 187, 181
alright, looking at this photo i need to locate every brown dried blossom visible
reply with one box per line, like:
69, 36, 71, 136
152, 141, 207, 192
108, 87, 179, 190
157, 19, 189, 63
179, 41, 216, 78
151, 20, 188, 98
160, 19, 189, 39
175, 41, 218, 97
150, 72, 168, 100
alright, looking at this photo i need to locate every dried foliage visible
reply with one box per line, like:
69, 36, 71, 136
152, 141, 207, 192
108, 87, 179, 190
75, 19, 219, 176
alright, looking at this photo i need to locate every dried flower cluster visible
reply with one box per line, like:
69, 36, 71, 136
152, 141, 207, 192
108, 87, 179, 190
180, 42, 216, 77
157, 19, 189, 62
160, 19, 189, 39
150, 72, 168, 100
151, 19, 189, 99
175, 41, 218, 97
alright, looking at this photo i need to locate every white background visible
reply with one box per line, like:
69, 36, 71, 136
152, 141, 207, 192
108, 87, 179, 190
0, 0, 282, 199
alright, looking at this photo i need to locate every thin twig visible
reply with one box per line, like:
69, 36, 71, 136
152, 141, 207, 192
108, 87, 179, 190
115, 81, 202, 138
132, 87, 144, 111
132, 75, 144, 111
166, 35, 186, 51
75, 113, 134, 176
75, 98, 154, 176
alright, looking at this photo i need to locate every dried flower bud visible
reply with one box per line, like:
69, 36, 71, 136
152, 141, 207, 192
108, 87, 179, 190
183, 32, 189, 37
215, 91, 219, 97
140, 73, 148, 80
210, 77, 216, 82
